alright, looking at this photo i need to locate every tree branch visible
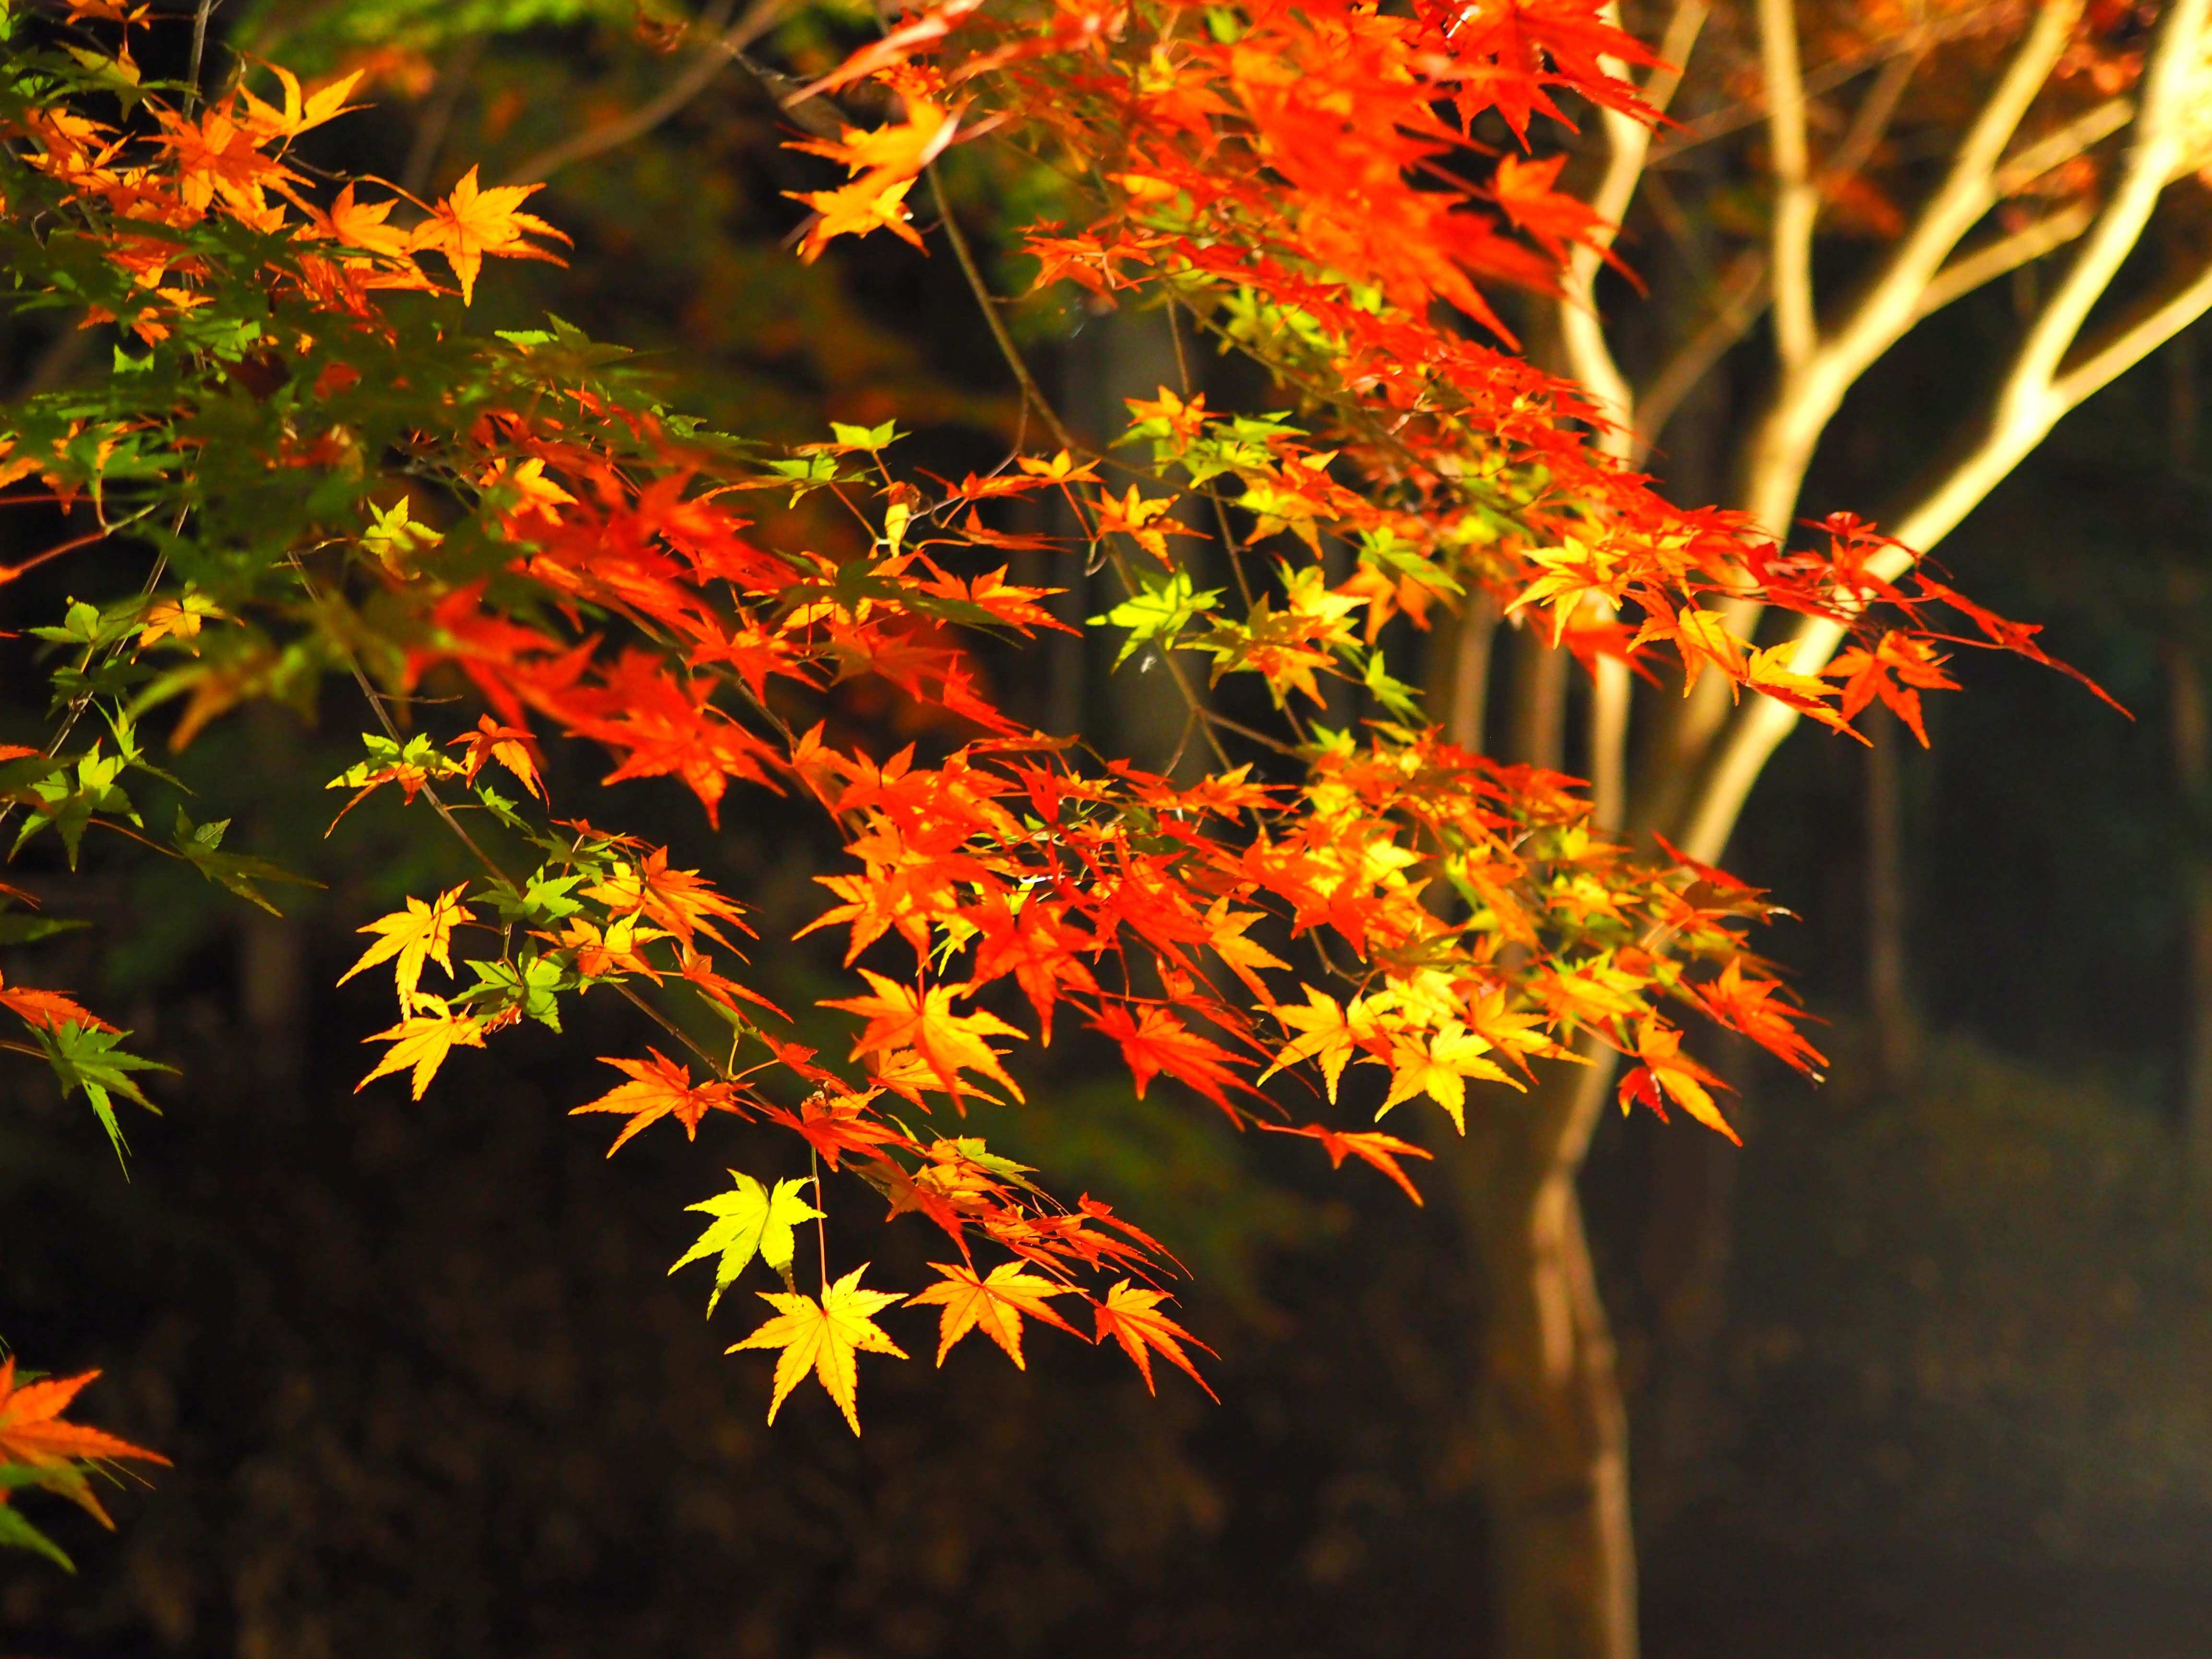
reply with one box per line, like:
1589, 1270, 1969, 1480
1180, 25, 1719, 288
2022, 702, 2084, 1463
1552, 0, 1705, 830
1912, 200, 2096, 321
1822, 47, 1923, 208
1557, 0, 1709, 457
498, 0, 792, 187
1676, 0, 2212, 863
1632, 249, 1770, 464
1995, 94, 2136, 195
1759, 0, 1819, 375
1739, 0, 2080, 537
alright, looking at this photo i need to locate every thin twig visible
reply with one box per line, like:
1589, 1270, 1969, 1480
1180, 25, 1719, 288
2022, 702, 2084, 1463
289, 558, 740, 1080
499, 0, 794, 187
1647, 0, 2013, 168
185, 0, 222, 119
1632, 250, 1770, 463
400, 37, 484, 197
1912, 202, 2096, 322
927, 162, 1079, 452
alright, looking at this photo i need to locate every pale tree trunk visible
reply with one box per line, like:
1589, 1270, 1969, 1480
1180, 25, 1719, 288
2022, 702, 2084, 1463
1455, 1058, 1636, 1659
1506, 624, 1571, 770
1446, 623, 1639, 1659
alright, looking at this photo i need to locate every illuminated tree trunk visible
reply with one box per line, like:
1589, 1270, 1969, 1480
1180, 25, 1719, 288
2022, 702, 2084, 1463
1448, 635, 1639, 1659
1458, 1061, 1637, 1659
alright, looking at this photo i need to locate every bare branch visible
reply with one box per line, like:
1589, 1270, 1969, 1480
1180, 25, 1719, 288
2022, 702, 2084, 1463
1646, 44, 1917, 444
499, 0, 793, 188
1557, 0, 1710, 458
1632, 249, 1770, 464
1738, 0, 2081, 537
401, 38, 484, 196
1913, 201, 2096, 321
2055, 262, 2212, 407
1552, 0, 1706, 832
1648, 0, 2014, 168
1822, 47, 1922, 205
1678, 0, 2212, 863
1995, 95, 2137, 194
1759, 0, 1819, 373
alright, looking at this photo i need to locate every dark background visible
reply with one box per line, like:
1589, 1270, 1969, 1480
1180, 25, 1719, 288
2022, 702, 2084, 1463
5, 6, 2212, 1654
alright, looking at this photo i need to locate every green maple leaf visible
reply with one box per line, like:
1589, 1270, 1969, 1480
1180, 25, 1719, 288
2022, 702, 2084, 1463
37, 1022, 170, 1166
0, 1470, 75, 1571
1091, 568, 1220, 667
670, 1173, 824, 1315
171, 808, 319, 917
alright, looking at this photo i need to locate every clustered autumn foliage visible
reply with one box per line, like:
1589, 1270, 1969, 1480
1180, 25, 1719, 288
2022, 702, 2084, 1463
0, 0, 2095, 1551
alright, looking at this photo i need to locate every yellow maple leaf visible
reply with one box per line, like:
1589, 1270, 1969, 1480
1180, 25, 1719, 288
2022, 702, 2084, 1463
338, 883, 472, 1010
355, 996, 484, 1100
1262, 985, 1382, 1102
1506, 536, 1619, 642
729, 1264, 908, 1434
136, 589, 223, 652
412, 165, 569, 304
905, 1261, 1079, 1370
1674, 607, 1750, 697
1376, 1023, 1518, 1131
786, 96, 962, 180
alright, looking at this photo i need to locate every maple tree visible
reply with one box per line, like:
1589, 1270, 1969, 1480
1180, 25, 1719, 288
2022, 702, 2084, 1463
0, 0, 2182, 1653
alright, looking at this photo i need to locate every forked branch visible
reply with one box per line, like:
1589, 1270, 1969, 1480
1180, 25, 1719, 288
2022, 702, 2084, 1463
1678, 0, 2212, 864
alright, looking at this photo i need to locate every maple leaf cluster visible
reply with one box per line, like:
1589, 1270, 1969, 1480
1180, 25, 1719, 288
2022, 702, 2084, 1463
0, 0, 2109, 1445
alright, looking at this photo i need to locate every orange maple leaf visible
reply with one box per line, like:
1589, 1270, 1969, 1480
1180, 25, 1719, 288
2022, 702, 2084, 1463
1692, 960, 1828, 1075
821, 971, 1026, 1103
1093, 1281, 1217, 1401
583, 846, 750, 953
764, 1088, 912, 1170
571, 1048, 746, 1155
786, 96, 962, 180
904, 1260, 1081, 1369
0, 1360, 168, 1473
1090, 1003, 1248, 1114
788, 174, 926, 263
449, 714, 545, 800
1262, 1123, 1433, 1205
411, 165, 569, 304
1619, 1021, 1739, 1143
0, 968, 116, 1034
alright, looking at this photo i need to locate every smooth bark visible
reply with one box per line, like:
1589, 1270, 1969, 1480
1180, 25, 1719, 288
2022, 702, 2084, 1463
1455, 1059, 1636, 1659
